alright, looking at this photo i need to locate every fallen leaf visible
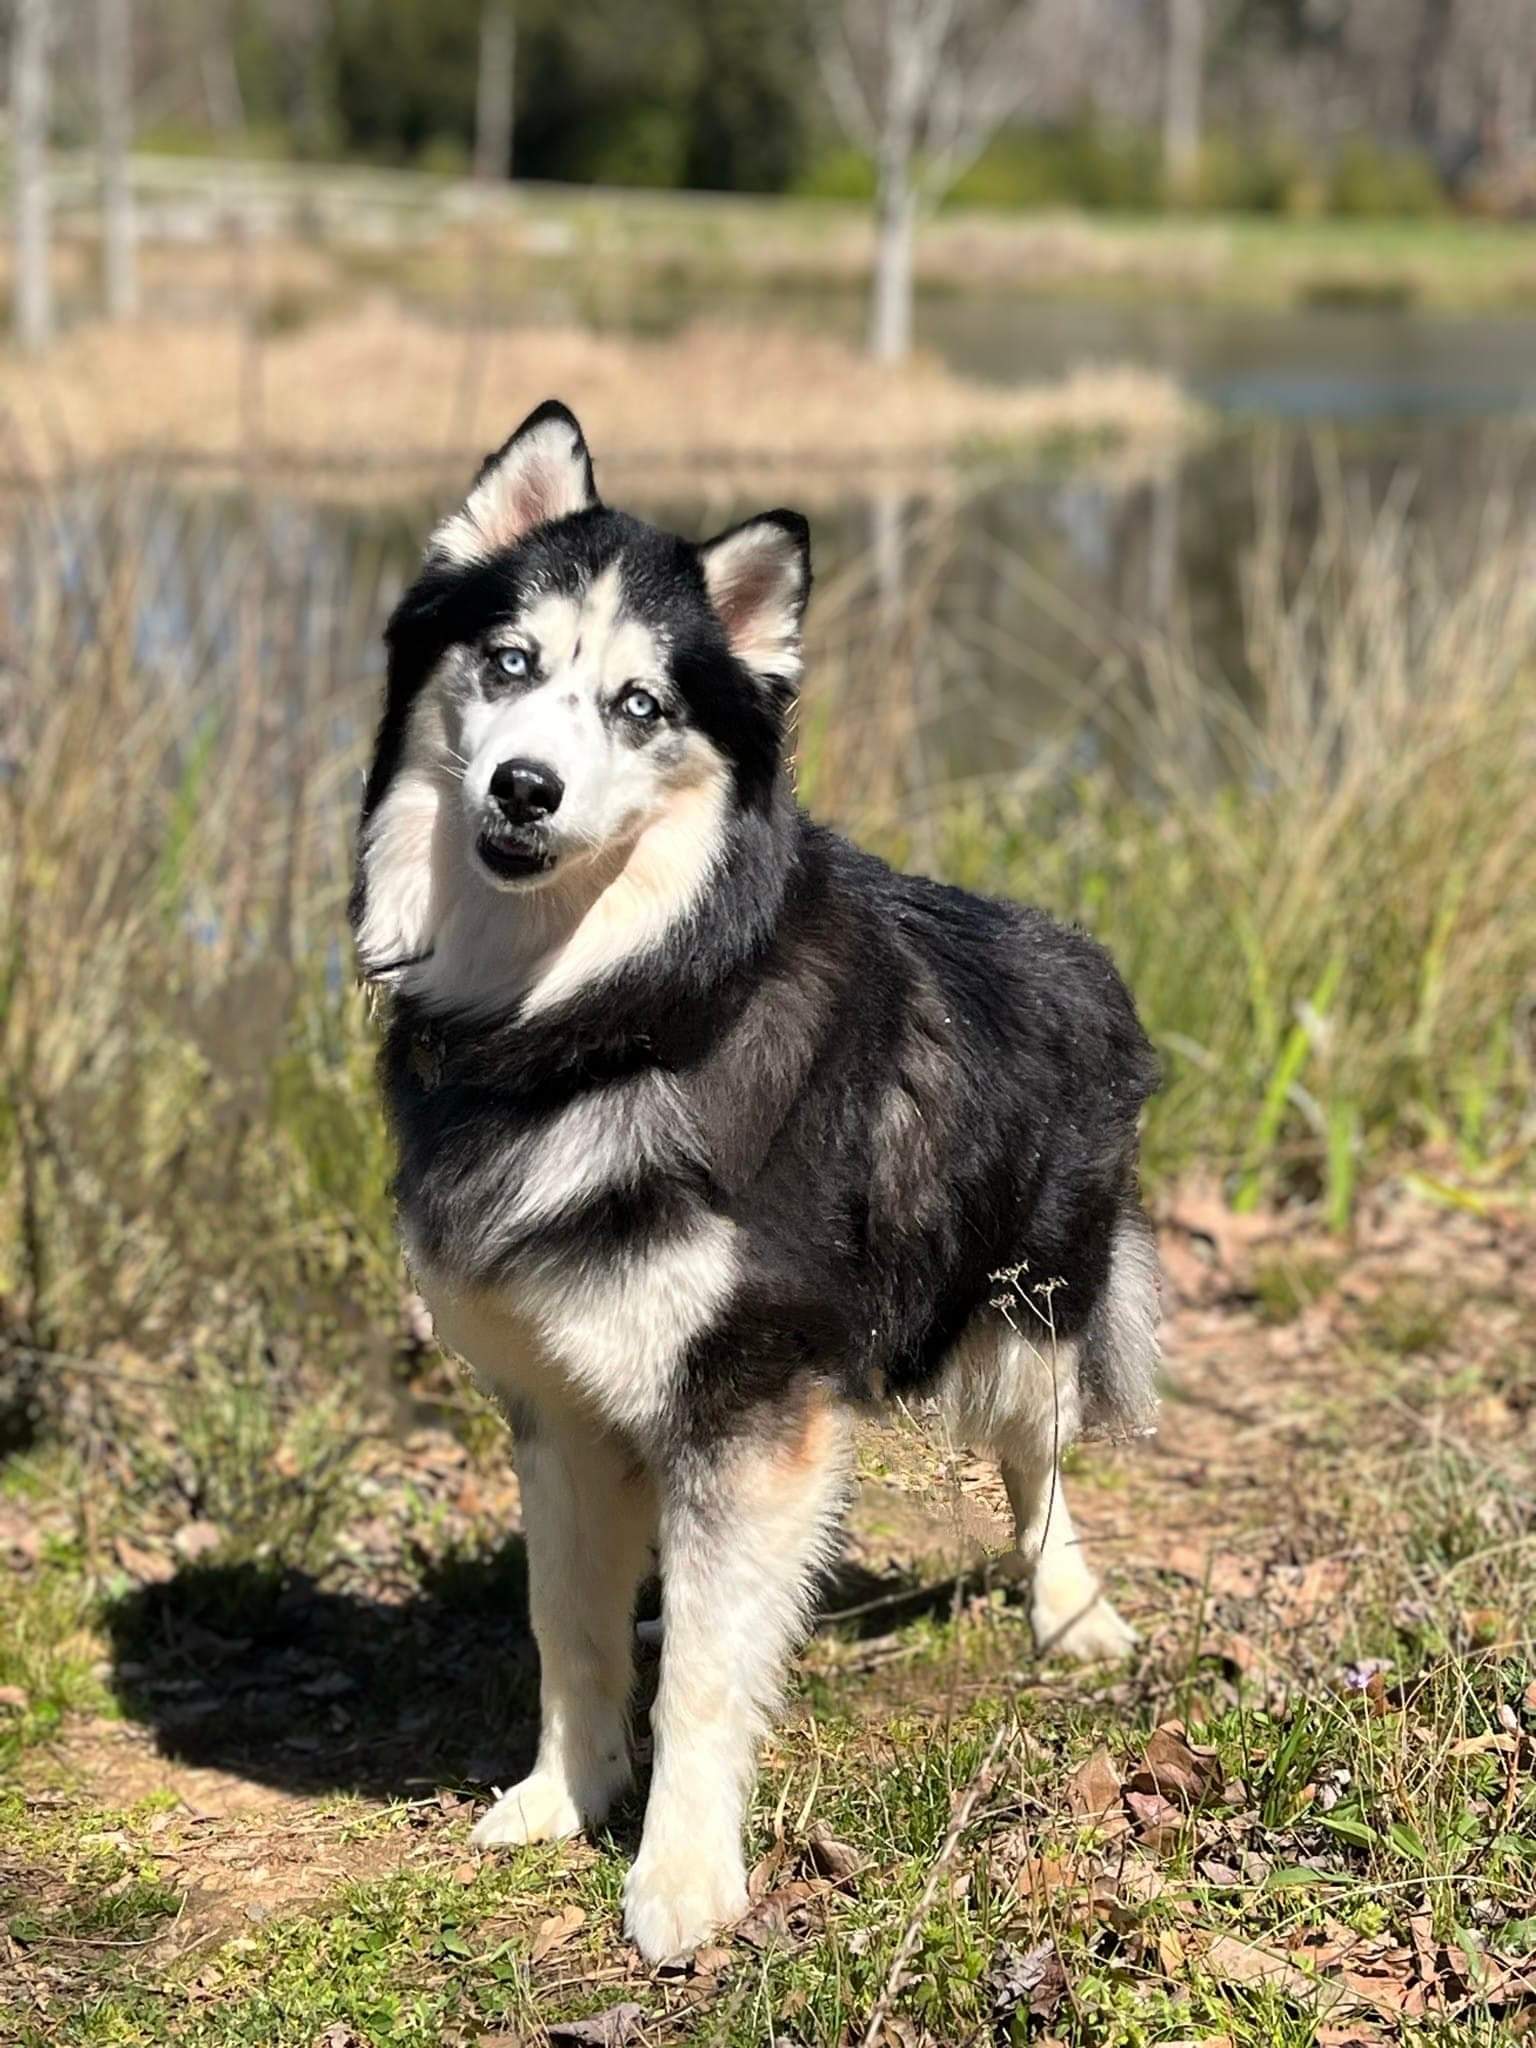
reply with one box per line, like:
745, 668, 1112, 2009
1269, 1557, 1352, 1627
746, 1842, 786, 1902
546, 2005, 643, 2047
1128, 1723, 1222, 1809
1205, 1934, 1346, 2012
114, 1535, 175, 1585
315, 2025, 365, 2048
0, 1685, 28, 1712
988, 1940, 1067, 2024
172, 1518, 224, 1563
736, 1895, 793, 1950
530, 1903, 585, 1964
1156, 1928, 1187, 1973
1161, 1545, 1266, 1601
1011, 1854, 1073, 1903
802, 1823, 862, 1884
0, 1505, 41, 1571
1449, 1731, 1519, 1757
1067, 1745, 1123, 1818
1126, 1788, 1183, 1850
1113, 1854, 1168, 1904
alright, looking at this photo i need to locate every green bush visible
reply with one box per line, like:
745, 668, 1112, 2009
950, 122, 1162, 212
1329, 137, 1446, 218
793, 146, 878, 203
583, 105, 693, 190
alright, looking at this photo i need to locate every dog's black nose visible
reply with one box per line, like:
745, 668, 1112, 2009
489, 758, 563, 823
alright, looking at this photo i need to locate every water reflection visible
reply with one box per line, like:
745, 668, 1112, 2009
9, 419, 1533, 800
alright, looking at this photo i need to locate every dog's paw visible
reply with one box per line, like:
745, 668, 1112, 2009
470, 1770, 587, 1849
1033, 1588, 1139, 1664
622, 1849, 748, 1964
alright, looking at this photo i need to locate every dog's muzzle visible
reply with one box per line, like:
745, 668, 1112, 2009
476, 758, 563, 881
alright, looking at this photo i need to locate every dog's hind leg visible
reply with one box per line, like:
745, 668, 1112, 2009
999, 1429, 1138, 1663
623, 1385, 852, 1964
943, 1322, 1137, 1664
472, 1411, 655, 1849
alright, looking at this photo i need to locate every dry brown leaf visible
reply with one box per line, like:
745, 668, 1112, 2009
1161, 1545, 1267, 1601
1113, 1854, 1168, 1904
1269, 1557, 1352, 1626
1341, 1963, 1416, 2014
802, 1823, 862, 1885
172, 1518, 224, 1563
1125, 1789, 1183, 1851
529, 1903, 586, 1964
1128, 1723, 1222, 1809
113, 1535, 176, 1585
546, 2006, 643, 2047
1205, 1933, 1346, 2012
0, 1505, 41, 1571
736, 1895, 793, 1951
1067, 1745, 1123, 1818
1449, 1731, 1519, 1757
746, 1842, 786, 1902
987, 1940, 1067, 2025
1011, 1854, 1073, 1903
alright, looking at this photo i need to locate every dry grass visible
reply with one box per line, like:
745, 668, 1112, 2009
0, 307, 1199, 492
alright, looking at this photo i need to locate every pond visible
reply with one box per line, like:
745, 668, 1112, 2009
13, 286, 1536, 797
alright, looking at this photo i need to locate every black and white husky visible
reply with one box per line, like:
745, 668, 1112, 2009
352, 401, 1161, 1962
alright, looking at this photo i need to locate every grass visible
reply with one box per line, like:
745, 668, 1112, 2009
28, 153, 1536, 315
2, 1350, 1532, 2043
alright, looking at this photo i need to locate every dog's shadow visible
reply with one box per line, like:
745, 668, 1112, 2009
102, 1541, 968, 1810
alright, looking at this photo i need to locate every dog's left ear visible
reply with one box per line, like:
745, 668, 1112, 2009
431, 399, 599, 565
698, 510, 811, 694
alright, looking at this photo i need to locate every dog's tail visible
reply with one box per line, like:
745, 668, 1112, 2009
1078, 1202, 1162, 1441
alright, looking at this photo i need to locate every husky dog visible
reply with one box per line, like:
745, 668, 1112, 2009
352, 401, 1160, 1962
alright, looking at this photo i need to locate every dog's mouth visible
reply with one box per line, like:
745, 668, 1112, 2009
474, 827, 557, 884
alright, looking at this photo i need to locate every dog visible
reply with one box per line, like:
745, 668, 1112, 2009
350, 400, 1161, 1962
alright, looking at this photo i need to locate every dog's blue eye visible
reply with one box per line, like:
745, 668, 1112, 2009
493, 646, 529, 680
621, 688, 660, 722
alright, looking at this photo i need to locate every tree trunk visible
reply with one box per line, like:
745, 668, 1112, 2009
11, 0, 53, 353
1162, 0, 1203, 201
475, 0, 516, 183
97, 0, 138, 321
1408, 0, 1454, 163
869, 161, 917, 364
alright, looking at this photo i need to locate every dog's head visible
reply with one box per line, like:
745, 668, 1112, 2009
353, 401, 810, 991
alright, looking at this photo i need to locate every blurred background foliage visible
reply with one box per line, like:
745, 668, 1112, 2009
82, 0, 1536, 218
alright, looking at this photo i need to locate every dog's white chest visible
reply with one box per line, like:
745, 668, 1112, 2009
412, 1210, 739, 1440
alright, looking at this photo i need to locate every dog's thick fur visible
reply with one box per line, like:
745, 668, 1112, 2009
352, 401, 1161, 1962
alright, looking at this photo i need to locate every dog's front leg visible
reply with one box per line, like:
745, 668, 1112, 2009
623, 1390, 851, 1963
472, 1411, 655, 1849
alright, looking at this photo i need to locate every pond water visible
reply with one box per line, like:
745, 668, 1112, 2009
16, 285, 1536, 794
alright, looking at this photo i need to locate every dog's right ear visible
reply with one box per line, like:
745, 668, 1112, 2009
430, 400, 598, 565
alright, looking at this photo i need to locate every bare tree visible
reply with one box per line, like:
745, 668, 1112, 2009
1162, 0, 1203, 198
11, 0, 54, 353
475, 1, 516, 182
97, 0, 139, 319
817, 0, 1039, 363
